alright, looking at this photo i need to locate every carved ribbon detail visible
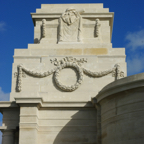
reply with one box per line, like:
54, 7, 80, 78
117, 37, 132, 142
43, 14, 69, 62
15, 57, 124, 92
95, 18, 101, 37
42, 19, 46, 38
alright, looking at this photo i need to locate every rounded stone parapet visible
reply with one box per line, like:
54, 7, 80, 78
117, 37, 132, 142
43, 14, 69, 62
97, 73, 144, 102
96, 73, 144, 144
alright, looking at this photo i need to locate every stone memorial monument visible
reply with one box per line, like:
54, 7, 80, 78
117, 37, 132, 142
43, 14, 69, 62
0, 3, 144, 144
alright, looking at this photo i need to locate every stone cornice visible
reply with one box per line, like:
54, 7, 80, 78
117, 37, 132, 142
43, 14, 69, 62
31, 12, 113, 26
14, 97, 94, 108
0, 101, 18, 108
31, 12, 114, 18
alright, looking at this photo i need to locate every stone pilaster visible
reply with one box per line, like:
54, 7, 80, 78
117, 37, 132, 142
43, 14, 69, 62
18, 104, 38, 144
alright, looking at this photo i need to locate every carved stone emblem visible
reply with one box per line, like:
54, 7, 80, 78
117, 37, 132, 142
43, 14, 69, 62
15, 57, 124, 92
58, 8, 84, 42
50, 57, 87, 66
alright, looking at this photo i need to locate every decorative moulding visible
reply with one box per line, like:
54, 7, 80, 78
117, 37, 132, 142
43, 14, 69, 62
15, 57, 124, 92
14, 97, 93, 108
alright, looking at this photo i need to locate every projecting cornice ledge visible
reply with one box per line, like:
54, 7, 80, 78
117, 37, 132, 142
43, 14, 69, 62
14, 97, 94, 108
0, 101, 18, 108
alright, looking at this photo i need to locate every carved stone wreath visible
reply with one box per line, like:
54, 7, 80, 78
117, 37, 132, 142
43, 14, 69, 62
54, 62, 83, 91
15, 57, 124, 92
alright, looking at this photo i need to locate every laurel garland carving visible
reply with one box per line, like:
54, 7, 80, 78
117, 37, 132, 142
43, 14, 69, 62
54, 62, 83, 92
14, 71, 26, 78
16, 65, 22, 92
83, 67, 114, 77
15, 57, 124, 92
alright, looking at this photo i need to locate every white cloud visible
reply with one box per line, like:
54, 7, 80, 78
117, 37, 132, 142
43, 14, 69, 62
125, 29, 144, 50
0, 87, 9, 101
0, 22, 6, 31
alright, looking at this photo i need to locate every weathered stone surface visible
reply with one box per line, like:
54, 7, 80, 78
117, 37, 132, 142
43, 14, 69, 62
3, 3, 143, 144
96, 73, 144, 144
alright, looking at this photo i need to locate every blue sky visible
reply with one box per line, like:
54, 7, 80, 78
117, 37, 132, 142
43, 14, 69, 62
0, 0, 144, 142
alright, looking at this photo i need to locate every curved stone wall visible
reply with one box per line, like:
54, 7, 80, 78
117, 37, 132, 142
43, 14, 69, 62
97, 73, 144, 144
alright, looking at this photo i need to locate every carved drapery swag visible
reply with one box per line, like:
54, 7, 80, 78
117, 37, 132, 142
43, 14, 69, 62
58, 8, 84, 42
15, 57, 124, 92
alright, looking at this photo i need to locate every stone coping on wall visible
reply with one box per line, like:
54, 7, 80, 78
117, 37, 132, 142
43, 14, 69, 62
96, 73, 144, 102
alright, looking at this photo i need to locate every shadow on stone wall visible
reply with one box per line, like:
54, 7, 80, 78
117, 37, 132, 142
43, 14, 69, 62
50, 106, 97, 144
